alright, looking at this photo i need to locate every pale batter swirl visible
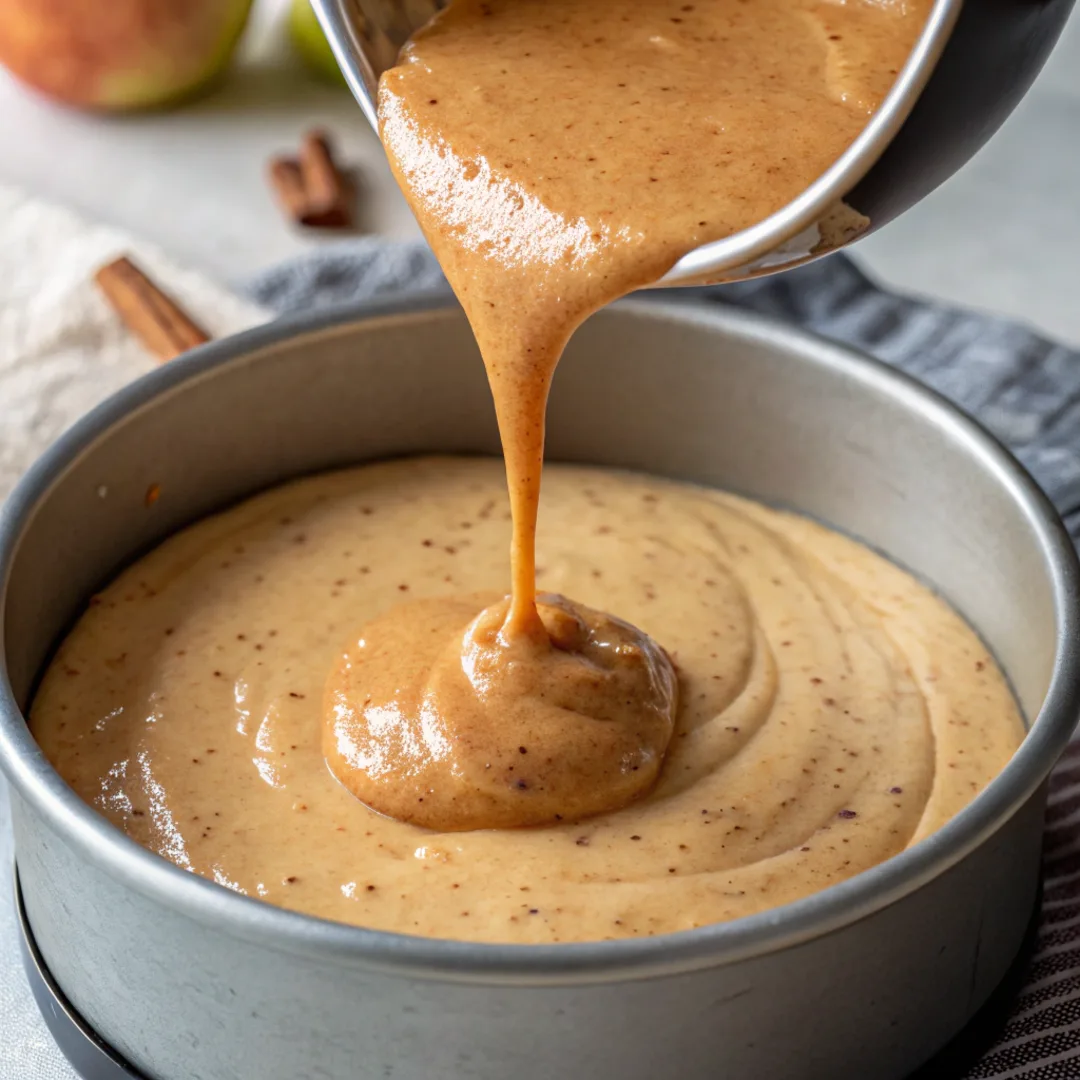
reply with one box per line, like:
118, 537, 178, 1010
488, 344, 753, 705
31, 459, 1023, 943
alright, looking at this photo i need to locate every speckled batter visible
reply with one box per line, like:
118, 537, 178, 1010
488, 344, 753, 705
31, 458, 1024, 943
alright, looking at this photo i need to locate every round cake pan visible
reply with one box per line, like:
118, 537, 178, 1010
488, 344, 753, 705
0, 296, 1077, 1080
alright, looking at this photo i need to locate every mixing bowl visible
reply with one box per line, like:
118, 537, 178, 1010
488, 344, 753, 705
1, 297, 1077, 1080
313, 0, 1075, 285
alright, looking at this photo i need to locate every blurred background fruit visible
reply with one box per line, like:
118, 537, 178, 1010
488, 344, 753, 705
0, 0, 254, 111
288, 0, 346, 86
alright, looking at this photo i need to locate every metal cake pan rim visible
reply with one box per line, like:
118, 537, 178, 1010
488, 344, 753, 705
1, 293, 1077, 983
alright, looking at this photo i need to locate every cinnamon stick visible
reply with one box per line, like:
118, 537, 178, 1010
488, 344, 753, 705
268, 156, 309, 223
94, 256, 210, 363
268, 129, 355, 229
299, 130, 349, 220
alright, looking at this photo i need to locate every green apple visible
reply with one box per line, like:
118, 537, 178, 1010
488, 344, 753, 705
0, 0, 254, 111
289, 0, 347, 86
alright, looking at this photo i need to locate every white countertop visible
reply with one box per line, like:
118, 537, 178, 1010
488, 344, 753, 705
2, 0, 1079, 344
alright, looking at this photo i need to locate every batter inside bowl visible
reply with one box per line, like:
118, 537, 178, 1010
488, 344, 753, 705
31, 457, 1023, 943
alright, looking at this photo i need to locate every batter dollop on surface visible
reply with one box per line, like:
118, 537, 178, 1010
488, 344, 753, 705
32, 458, 1024, 944
325, 592, 678, 831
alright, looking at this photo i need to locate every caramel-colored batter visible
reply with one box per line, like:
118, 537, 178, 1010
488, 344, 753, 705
341, 0, 933, 823
326, 591, 677, 830
31, 458, 1023, 943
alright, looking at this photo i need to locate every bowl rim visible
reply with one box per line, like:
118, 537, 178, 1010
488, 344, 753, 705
312, 0, 961, 286
1, 294, 1078, 984
656, 0, 960, 284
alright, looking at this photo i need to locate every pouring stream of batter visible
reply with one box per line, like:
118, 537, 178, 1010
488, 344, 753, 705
380, 0, 927, 631
325, 0, 932, 830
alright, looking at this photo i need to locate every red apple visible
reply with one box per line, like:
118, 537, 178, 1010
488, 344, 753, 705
0, 0, 254, 111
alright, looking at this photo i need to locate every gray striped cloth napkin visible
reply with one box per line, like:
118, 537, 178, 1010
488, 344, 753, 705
249, 242, 1080, 1079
